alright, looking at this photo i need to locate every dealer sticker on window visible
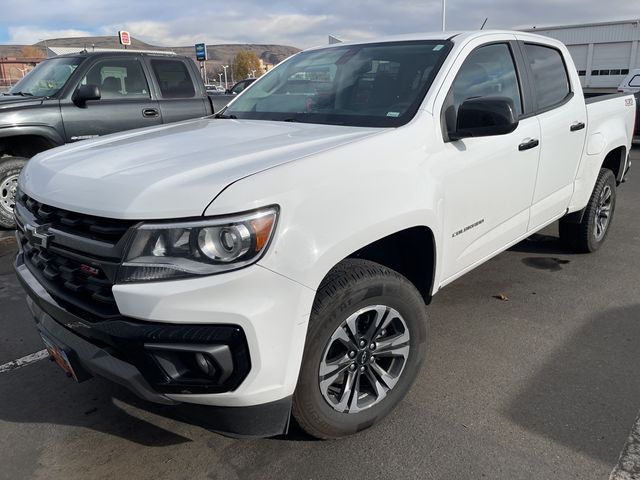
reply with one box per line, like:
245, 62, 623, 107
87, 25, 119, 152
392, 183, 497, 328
387, 112, 400, 117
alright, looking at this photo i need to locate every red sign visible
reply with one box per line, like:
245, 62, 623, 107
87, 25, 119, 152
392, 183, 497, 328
119, 31, 131, 46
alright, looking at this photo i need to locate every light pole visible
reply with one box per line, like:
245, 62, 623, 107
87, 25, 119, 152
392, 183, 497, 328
442, 0, 446, 31
222, 65, 229, 90
218, 73, 223, 88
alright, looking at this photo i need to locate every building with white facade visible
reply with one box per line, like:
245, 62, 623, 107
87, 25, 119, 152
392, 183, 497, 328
522, 19, 640, 89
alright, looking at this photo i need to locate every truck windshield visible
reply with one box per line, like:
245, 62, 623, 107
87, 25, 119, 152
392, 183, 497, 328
7, 57, 83, 97
222, 40, 452, 127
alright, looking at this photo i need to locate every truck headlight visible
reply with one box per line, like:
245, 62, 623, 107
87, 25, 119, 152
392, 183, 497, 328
117, 206, 278, 283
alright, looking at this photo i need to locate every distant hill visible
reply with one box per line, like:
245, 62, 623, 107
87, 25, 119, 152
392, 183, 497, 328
0, 35, 300, 69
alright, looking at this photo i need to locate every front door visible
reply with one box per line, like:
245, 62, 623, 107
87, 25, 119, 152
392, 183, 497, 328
61, 57, 162, 142
438, 41, 541, 283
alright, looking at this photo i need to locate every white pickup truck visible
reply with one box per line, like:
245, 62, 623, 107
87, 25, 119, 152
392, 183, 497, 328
14, 30, 636, 439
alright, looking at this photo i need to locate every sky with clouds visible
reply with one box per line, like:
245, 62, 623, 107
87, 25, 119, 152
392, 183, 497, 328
0, 0, 638, 48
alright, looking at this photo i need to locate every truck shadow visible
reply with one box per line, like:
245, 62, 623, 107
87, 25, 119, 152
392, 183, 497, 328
503, 304, 640, 464
0, 366, 194, 447
509, 231, 576, 255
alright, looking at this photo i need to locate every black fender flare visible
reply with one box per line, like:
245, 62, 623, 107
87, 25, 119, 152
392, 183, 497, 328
0, 125, 65, 155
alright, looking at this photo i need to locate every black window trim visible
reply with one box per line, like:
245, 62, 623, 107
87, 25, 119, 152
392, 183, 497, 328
519, 41, 574, 116
71, 56, 153, 103
629, 74, 640, 87
440, 40, 530, 142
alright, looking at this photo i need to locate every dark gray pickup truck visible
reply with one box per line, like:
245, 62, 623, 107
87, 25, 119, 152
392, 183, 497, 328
0, 51, 234, 228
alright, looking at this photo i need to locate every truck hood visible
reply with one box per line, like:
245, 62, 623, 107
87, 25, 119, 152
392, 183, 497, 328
20, 117, 382, 219
0, 95, 44, 111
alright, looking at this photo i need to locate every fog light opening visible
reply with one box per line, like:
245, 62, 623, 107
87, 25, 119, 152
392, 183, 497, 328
194, 352, 217, 377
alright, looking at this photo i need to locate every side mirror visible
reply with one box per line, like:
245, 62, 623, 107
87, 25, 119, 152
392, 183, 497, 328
449, 97, 518, 141
72, 84, 101, 106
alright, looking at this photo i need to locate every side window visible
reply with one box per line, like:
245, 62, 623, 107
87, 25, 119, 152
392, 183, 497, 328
445, 43, 522, 132
81, 59, 150, 100
451, 44, 522, 115
524, 44, 570, 110
150, 60, 195, 98
629, 75, 640, 87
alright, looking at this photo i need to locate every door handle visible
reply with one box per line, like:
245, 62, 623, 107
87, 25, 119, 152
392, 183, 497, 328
142, 108, 159, 118
570, 122, 585, 132
518, 138, 539, 151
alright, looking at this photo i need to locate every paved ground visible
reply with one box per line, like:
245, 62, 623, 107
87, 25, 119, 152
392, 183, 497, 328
1, 147, 639, 480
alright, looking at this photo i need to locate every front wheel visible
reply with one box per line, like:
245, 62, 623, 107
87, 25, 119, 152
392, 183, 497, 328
292, 259, 427, 439
0, 156, 28, 229
559, 168, 617, 253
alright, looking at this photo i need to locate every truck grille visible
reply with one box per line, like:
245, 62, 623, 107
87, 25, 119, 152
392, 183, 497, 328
15, 193, 136, 320
19, 234, 120, 318
18, 192, 134, 243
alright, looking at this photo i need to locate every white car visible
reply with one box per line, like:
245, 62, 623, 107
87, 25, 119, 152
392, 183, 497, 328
618, 69, 640, 93
14, 30, 636, 439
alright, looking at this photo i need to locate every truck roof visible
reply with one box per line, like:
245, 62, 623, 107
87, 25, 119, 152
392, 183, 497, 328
45, 50, 181, 60
306, 30, 560, 50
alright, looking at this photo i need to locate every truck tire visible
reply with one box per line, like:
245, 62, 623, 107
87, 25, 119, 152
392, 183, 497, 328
292, 259, 427, 439
559, 168, 617, 253
0, 156, 27, 229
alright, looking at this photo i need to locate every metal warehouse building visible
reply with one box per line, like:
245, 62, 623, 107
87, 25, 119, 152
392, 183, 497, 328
522, 19, 640, 90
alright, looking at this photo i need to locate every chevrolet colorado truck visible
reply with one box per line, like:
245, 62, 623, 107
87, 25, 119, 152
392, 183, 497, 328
14, 31, 636, 439
0, 51, 235, 228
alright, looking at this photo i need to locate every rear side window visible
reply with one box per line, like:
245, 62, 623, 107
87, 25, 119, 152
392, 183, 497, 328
524, 44, 570, 111
629, 75, 640, 87
150, 59, 195, 98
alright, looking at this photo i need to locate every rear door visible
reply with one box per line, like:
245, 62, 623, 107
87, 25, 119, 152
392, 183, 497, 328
61, 56, 162, 142
438, 39, 541, 281
519, 42, 587, 230
146, 57, 208, 124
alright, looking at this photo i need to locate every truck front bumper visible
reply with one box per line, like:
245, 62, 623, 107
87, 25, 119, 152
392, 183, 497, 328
15, 254, 315, 437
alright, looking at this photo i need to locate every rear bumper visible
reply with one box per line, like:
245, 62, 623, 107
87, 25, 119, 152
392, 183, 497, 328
15, 255, 310, 437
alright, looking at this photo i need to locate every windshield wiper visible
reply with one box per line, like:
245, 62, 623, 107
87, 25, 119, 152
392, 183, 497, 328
6, 91, 34, 97
214, 113, 237, 119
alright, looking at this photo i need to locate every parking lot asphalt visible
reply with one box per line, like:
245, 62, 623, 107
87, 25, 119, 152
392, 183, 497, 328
1, 147, 639, 480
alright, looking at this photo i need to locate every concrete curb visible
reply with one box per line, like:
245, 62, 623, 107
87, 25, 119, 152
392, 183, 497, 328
610, 412, 640, 479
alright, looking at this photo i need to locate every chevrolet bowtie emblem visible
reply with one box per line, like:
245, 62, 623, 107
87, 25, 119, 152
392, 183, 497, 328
24, 223, 54, 249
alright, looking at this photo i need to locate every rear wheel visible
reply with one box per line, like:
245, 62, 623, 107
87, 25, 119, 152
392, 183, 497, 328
559, 168, 617, 253
0, 156, 27, 229
292, 259, 427, 439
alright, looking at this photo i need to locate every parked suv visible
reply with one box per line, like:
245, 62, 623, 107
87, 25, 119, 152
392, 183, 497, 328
618, 69, 640, 94
0, 51, 235, 228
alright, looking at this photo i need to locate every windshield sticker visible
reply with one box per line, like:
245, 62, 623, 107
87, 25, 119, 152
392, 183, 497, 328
386, 112, 400, 117
433, 44, 444, 51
